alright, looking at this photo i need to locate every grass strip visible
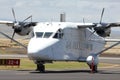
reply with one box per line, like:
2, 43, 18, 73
0, 58, 114, 70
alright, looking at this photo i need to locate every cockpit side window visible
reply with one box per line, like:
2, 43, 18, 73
36, 32, 44, 38
43, 32, 53, 38
53, 29, 63, 39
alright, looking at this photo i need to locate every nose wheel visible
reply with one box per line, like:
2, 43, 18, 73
36, 61, 45, 72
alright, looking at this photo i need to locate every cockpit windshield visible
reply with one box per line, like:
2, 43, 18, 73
36, 32, 43, 38
36, 32, 53, 38
35, 29, 63, 39
43, 32, 53, 38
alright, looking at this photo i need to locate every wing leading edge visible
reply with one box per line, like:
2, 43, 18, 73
0, 20, 14, 26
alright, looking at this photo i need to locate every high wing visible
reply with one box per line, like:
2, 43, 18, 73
77, 22, 120, 28
0, 8, 37, 41
105, 38, 120, 42
77, 23, 95, 28
0, 19, 36, 42
77, 22, 120, 37
77, 8, 120, 37
0, 20, 14, 26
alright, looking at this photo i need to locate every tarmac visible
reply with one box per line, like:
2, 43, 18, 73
0, 68, 119, 80
0, 56, 119, 80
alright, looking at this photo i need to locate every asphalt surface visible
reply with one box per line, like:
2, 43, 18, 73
0, 68, 120, 80
0, 56, 119, 80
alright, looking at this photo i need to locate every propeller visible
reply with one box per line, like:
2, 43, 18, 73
12, 8, 17, 23
95, 8, 105, 28
99, 8, 105, 24
11, 8, 33, 42
11, 8, 17, 42
22, 15, 32, 22
89, 8, 105, 38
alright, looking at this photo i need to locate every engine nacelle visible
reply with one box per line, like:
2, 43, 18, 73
94, 27, 111, 37
13, 22, 36, 36
15, 27, 32, 36
86, 55, 99, 66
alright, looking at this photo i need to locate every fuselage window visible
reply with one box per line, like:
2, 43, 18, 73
36, 32, 43, 38
43, 32, 53, 38
53, 29, 63, 39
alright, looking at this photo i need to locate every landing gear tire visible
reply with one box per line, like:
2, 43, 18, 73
36, 63, 45, 73
90, 65, 98, 73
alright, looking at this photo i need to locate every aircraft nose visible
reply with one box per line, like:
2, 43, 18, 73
27, 38, 57, 60
28, 38, 46, 54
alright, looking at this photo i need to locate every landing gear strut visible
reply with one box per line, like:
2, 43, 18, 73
36, 61, 45, 72
90, 65, 98, 73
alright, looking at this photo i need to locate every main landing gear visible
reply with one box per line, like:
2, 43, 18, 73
36, 61, 45, 72
90, 65, 98, 73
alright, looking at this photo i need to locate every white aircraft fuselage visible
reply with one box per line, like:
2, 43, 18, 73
0, 8, 119, 72
28, 22, 105, 62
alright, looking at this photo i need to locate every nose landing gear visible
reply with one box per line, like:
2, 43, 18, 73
36, 61, 45, 72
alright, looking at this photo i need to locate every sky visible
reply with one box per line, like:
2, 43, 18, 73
0, 0, 120, 38
0, 0, 120, 23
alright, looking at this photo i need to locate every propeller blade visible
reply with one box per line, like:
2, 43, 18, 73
22, 15, 32, 22
0, 31, 27, 49
108, 22, 120, 27
11, 31, 16, 43
100, 8, 105, 24
12, 8, 17, 23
